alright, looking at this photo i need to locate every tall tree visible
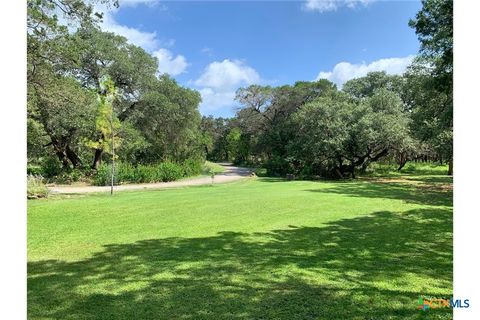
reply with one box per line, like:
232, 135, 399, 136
289, 90, 411, 178
409, 0, 453, 174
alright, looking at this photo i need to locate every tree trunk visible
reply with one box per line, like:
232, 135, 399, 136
66, 145, 81, 168
55, 150, 69, 168
448, 158, 453, 175
92, 148, 103, 170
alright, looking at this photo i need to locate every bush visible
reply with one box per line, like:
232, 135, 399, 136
27, 164, 43, 176
157, 161, 184, 182
93, 164, 112, 186
135, 165, 159, 183
93, 161, 187, 185
182, 158, 203, 177
27, 175, 49, 199
115, 162, 137, 183
52, 168, 86, 184
265, 155, 292, 176
41, 156, 63, 178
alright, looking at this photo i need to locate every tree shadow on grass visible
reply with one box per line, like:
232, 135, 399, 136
28, 208, 452, 320
304, 178, 452, 207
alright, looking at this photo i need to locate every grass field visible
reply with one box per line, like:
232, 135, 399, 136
27, 171, 453, 319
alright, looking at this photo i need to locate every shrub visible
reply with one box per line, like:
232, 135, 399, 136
182, 158, 203, 177
41, 156, 63, 177
27, 164, 43, 176
93, 164, 112, 186
265, 155, 291, 176
93, 161, 187, 185
135, 165, 159, 183
52, 168, 86, 184
157, 161, 183, 182
27, 175, 49, 199
115, 162, 137, 183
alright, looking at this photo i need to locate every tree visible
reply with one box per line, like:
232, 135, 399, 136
233, 80, 337, 166
86, 76, 121, 169
127, 75, 203, 163
68, 26, 158, 168
27, 0, 206, 179
200, 116, 231, 161
343, 71, 405, 101
288, 90, 411, 178
409, 0, 453, 91
409, 0, 453, 174
28, 71, 97, 168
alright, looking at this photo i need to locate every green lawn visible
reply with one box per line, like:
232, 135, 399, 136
28, 174, 453, 319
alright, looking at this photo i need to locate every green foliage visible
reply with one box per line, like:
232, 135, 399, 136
182, 158, 203, 177
40, 156, 63, 178
128, 75, 203, 163
27, 165, 44, 176
265, 155, 293, 176
27, 175, 49, 199
287, 89, 411, 178
28, 7, 205, 177
200, 116, 230, 161
408, 0, 453, 173
409, 0, 453, 83
93, 161, 190, 186
87, 75, 121, 155
157, 162, 184, 182
343, 71, 405, 100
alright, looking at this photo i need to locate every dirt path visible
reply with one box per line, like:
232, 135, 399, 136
48, 163, 252, 194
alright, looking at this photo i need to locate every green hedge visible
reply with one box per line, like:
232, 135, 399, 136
93, 159, 203, 186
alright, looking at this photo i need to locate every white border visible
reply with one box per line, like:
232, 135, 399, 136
0, 0, 27, 319
454, 0, 480, 319
1, 0, 479, 319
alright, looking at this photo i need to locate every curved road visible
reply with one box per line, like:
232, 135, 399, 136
48, 163, 252, 194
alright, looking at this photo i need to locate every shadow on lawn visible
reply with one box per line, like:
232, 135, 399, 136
304, 178, 452, 207
28, 208, 452, 320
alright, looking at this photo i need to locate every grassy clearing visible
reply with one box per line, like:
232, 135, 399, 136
28, 173, 452, 319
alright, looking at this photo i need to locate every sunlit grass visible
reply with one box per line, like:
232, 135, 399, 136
28, 174, 452, 319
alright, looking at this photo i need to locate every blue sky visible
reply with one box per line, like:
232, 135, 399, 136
99, 0, 422, 117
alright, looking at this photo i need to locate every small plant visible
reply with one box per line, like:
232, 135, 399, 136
27, 175, 49, 199
210, 168, 215, 184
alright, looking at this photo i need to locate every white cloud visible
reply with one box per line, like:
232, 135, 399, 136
197, 88, 237, 114
194, 59, 261, 113
303, 0, 374, 13
153, 49, 188, 76
95, 3, 188, 76
195, 59, 260, 90
316, 55, 415, 87
117, 0, 163, 8
101, 13, 159, 51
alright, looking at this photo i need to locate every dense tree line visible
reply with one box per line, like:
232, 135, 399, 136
27, 0, 204, 179
27, 0, 453, 181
